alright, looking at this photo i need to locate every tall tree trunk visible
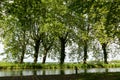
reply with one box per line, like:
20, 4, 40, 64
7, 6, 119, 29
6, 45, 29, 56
42, 41, 53, 64
60, 39, 66, 64
20, 31, 26, 64
34, 39, 40, 63
83, 40, 88, 64
102, 43, 108, 64
59, 32, 68, 65
42, 48, 48, 64
20, 47, 25, 63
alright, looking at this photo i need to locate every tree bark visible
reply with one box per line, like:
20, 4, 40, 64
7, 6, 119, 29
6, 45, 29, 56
42, 41, 52, 64
59, 32, 68, 65
60, 38, 66, 65
20, 47, 25, 63
42, 48, 48, 64
20, 31, 26, 64
34, 39, 41, 63
102, 43, 108, 64
83, 40, 88, 64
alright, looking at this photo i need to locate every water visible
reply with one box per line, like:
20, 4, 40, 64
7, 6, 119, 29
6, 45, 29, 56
0, 68, 120, 77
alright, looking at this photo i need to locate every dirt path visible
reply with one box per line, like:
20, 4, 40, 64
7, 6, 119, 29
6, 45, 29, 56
0, 74, 80, 80
0, 72, 120, 80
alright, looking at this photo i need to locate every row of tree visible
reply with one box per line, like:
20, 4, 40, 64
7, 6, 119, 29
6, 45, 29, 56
0, 0, 120, 64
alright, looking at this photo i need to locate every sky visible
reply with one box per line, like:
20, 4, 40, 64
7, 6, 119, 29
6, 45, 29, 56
0, 43, 5, 61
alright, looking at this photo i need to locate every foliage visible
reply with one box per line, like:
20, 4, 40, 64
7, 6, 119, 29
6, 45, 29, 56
0, 0, 120, 64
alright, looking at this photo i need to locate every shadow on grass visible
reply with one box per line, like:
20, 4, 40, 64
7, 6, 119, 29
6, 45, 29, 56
0, 72, 120, 80
77, 72, 120, 80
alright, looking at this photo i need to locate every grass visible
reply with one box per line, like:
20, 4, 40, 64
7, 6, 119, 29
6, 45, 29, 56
110, 60, 120, 63
0, 61, 120, 70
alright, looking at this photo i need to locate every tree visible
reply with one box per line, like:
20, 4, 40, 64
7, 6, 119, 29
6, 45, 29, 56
45, 0, 72, 64
92, 1, 120, 64
41, 32, 54, 64
5, 0, 47, 63
69, 0, 95, 64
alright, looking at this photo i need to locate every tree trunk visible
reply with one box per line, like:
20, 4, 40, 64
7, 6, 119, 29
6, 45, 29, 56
20, 48, 25, 63
42, 48, 48, 64
102, 43, 108, 64
34, 39, 40, 63
83, 40, 88, 64
59, 32, 68, 65
60, 39, 66, 64
20, 31, 26, 64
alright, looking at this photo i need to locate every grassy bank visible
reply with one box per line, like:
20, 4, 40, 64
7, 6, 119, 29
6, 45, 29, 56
0, 61, 120, 70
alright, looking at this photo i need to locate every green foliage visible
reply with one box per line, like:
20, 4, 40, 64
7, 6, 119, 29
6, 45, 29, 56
0, 0, 120, 64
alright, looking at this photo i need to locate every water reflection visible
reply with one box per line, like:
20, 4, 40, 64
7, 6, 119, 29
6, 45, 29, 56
0, 68, 120, 77
42, 69, 45, 75
60, 69, 65, 75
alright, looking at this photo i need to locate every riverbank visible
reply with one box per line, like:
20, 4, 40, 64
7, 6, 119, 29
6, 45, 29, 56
0, 72, 120, 80
0, 61, 120, 70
